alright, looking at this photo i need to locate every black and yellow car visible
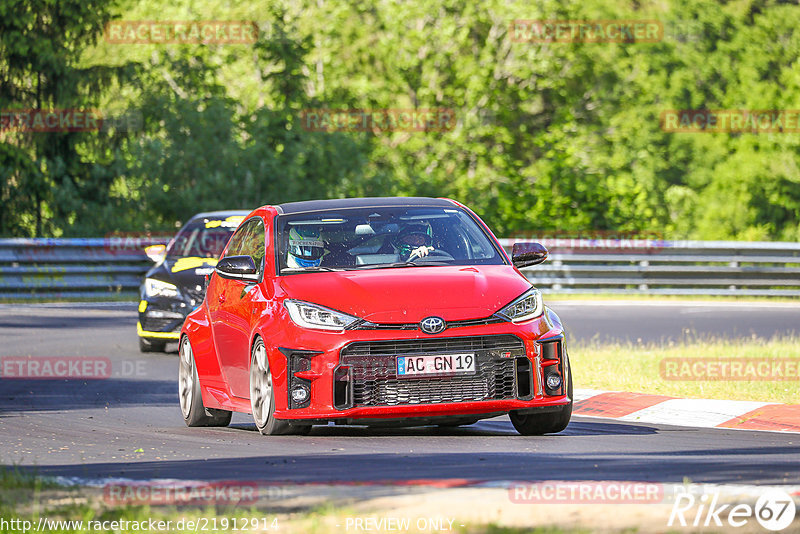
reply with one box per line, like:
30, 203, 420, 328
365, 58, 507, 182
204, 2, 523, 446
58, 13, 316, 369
137, 211, 249, 352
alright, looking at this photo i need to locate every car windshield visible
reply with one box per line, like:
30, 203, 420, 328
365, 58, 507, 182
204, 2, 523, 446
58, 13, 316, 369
277, 206, 505, 273
167, 216, 244, 258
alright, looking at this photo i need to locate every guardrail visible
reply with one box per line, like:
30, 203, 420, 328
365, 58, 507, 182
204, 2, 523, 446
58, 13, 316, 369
0, 237, 167, 300
499, 238, 800, 297
1, 237, 799, 299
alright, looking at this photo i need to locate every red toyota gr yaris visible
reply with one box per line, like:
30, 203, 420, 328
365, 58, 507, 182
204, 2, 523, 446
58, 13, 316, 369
179, 197, 572, 436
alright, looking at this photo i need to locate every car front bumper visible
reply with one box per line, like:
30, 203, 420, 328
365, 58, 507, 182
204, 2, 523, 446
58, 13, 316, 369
137, 298, 191, 341
266, 309, 571, 423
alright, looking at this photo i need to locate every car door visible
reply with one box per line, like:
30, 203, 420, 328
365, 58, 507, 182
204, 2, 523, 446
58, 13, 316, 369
209, 217, 267, 398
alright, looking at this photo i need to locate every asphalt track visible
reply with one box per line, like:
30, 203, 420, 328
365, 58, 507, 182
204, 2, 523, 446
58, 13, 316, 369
1, 301, 799, 485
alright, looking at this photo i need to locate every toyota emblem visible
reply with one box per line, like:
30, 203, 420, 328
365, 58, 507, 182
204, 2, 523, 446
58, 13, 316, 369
420, 316, 446, 334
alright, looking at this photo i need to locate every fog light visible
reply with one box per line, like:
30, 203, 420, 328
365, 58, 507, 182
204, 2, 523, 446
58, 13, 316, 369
291, 386, 309, 403
545, 374, 562, 390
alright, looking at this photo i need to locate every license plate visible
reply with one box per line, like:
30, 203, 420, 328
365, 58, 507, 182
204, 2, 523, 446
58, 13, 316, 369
396, 353, 476, 377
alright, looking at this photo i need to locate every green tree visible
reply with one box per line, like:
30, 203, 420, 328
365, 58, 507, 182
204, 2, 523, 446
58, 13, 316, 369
0, 0, 127, 236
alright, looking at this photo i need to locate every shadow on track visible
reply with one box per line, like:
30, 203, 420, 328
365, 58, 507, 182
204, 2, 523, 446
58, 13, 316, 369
0, 379, 175, 413
14, 444, 800, 485
225, 419, 658, 438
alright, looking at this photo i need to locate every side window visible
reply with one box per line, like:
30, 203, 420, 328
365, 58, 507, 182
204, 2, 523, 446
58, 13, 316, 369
223, 220, 254, 258
241, 219, 266, 277
224, 217, 266, 277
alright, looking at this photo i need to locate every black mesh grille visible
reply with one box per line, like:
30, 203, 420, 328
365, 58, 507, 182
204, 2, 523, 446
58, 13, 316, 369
339, 335, 524, 408
141, 317, 182, 332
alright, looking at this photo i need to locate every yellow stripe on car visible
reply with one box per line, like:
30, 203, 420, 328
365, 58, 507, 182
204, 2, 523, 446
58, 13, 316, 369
170, 257, 219, 273
137, 322, 181, 340
205, 215, 245, 229
138, 300, 148, 313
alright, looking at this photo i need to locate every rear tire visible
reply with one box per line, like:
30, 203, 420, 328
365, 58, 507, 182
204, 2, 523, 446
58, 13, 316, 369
179, 336, 232, 427
510, 355, 573, 436
250, 338, 311, 436
139, 337, 167, 353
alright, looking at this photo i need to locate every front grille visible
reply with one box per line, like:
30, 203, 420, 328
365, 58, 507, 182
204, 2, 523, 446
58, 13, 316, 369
141, 316, 182, 332
338, 335, 524, 408
342, 335, 524, 357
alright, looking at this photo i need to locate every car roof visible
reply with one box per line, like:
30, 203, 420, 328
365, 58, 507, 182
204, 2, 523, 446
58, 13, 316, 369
189, 210, 251, 220
276, 197, 455, 215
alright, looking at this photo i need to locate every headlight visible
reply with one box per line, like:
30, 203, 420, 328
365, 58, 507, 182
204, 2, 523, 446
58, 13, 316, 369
144, 278, 179, 299
496, 288, 544, 323
284, 300, 359, 331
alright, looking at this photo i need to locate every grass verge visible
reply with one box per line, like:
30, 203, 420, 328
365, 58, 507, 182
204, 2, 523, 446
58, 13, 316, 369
0, 468, 588, 534
570, 336, 800, 404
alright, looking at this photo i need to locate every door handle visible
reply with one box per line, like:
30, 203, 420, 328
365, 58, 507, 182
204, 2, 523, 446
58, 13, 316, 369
218, 294, 226, 303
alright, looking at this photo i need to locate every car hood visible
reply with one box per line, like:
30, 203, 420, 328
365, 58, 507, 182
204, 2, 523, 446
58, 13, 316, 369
276, 265, 532, 323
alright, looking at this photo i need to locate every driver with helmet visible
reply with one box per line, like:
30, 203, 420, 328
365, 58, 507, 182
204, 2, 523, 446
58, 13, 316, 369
287, 226, 326, 268
395, 223, 435, 260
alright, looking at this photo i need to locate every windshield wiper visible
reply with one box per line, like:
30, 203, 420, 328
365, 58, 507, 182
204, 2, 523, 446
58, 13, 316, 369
281, 266, 346, 273
353, 261, 450, 270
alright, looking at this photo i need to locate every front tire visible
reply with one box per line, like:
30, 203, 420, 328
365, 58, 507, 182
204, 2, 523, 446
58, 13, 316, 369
510, 355, 573, 436
179, 336, 232, 427
250, 338, 311, 436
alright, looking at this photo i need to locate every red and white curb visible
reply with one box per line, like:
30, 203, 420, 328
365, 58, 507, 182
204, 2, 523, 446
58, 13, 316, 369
52, 476, 800, 498
573, 389, 800, 433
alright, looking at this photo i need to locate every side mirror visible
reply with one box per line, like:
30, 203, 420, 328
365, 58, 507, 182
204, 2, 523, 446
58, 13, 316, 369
216, 255, 259, 282
511, 242, 548, 268
144, 244, 166, 263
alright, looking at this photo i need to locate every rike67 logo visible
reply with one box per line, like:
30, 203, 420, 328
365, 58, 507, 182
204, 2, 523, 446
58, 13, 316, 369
669, 488, 796, 531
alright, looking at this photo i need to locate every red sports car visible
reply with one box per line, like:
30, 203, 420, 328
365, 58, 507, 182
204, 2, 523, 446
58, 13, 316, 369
179, 197, 572, 435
